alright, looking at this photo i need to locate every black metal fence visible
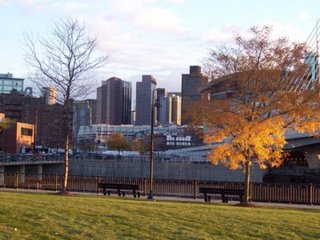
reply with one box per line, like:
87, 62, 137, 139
1, 174, 320, 205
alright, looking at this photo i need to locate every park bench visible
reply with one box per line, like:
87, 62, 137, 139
98, 183, 142, 198
199, 187, 244, 203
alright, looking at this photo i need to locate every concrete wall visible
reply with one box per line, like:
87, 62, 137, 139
2, 159, 266, 183
68, 159, 266, 182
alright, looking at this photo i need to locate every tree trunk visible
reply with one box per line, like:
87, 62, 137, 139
243, 161, 251, 203
63, 133, 69, 192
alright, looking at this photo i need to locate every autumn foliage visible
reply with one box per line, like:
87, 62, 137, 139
192, 26, 320, 203
107, 133, 130, 155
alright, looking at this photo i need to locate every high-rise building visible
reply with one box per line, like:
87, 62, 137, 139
181, 66, 208, 125
171, 95, 181, 125
135, 75, 157, 126
42, 87, 57, 105
0, 73, 24, 94
96, 80, 107, 124
156, 88, 166, 123
122, 81, 132, 124
159, 96, 172, 125
96, 77, 132, 125
73, 99, 97, 142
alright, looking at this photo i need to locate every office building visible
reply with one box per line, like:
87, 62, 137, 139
159, 96, 172, 125
0, 113, 35, 154
42, 87, 57, 105
0, 91, 69, 149
181, 66, 208, 125
135, 75, 157, 126
73, 99, 97, 142
156, 88, 166, 123
96, 77, 132, 125
171, 94, 181, 125
0, 73, 24, 94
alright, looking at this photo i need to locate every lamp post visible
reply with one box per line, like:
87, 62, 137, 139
148, 89, 159, 200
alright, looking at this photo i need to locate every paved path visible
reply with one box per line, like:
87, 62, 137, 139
152, 195, 320, 209
1, 188, 320, 210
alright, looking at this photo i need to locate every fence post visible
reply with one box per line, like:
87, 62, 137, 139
96, 176, 100, 194
55, 173, 58, 191
144, 178, 147, 196
308, 183, 313, 205
15, 172, 18, 189
0, 166, 4, 188
193, 179, 198, 199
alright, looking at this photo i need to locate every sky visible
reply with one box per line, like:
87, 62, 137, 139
1, 0, 320, 99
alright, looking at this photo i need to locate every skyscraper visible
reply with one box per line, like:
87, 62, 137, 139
73, 99, 97, 142
96, 77, 132, 125
156, 88, 166, 123
159, 96, 172, 125
171, 94, 181, 125
181, 66, 208, 125
135, 75, 157, 126
42, 87, 57, 105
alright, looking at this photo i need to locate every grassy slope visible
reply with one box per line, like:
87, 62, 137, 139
0, 192, 319, 240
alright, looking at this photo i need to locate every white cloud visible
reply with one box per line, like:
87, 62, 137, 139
262, 21, 306, 42
205, 22, 308, 45
204, 29, 234, 44
110, 0, 188, 34
203, 25, 243, 44
133, 7, 188, 34
51, 1, 91, 11
82, 13, 201, 93
298, 11, 310, 21
19, 0, 45, 5
165, 0, 186, 4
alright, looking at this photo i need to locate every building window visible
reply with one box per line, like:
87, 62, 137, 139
21, 128, 33, 136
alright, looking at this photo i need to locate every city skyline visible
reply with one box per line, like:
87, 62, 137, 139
1, 0, 319, 97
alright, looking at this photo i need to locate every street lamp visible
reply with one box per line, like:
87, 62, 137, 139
147, 89, 160, 200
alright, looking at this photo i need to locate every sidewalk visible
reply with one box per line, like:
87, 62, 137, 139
1, 188, 320, 210
151, 195, 320, 210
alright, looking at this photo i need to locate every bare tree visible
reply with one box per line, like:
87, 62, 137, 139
24, 18, 107, 192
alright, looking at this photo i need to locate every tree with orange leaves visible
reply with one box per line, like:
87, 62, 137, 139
192, 26, 320, 203
107, 133, 130, 156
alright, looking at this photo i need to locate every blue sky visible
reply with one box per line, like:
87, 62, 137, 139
1, 0, 319, 97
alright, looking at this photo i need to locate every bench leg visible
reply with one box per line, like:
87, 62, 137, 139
103, 188, 106, 196
208, 196, 211, 202
133, 190, 136, 198
117, 189, 121, 196
122, 192, 125, 197
221, 193, 229, 203
108, 191, 111, 196
204, 193, 208, 202
138, 192, 140, 198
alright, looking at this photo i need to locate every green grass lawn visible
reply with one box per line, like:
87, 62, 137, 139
0, 191, 319, 240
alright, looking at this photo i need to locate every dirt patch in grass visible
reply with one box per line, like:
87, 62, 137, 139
57, 190, 73, 196
234, 202, 263, 208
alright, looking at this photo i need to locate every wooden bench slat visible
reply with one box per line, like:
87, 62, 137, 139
98, 183, 142, 198
199, 187, 244, 203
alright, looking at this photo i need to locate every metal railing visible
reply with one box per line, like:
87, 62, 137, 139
1, 174, 319, 205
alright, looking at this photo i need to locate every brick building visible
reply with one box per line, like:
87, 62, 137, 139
0, 113, 35, 154
0, 90, 70, 149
